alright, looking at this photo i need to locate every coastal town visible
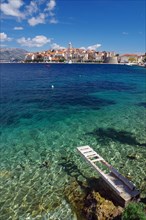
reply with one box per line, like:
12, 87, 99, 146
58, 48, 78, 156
24, 42, 146, 66
0, 42, 145, 66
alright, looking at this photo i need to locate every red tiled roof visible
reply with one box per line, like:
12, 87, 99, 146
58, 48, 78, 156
122, 54, 138, 56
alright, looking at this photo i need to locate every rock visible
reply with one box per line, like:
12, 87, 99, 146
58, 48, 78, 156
64, 179, 123, 220
82, 191, 123, 220
39, 161, 49, 168
64, 180, 86, 220
127, 153, 140, 160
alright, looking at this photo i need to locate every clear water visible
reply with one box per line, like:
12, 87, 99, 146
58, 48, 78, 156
0, 63, 146, 219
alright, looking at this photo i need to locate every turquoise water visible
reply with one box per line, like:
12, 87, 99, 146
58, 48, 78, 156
0, 63, 146, 219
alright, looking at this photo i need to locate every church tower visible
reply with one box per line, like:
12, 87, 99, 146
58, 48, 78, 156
67, 42, 73, 60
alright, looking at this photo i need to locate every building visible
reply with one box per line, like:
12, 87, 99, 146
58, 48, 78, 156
24, 42, 119, 63
120, 54, 138, 63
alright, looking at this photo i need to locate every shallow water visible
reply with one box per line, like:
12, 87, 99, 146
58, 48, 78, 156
0, 63, 146, 219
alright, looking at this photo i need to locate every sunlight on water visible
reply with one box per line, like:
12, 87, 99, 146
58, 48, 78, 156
0, 64, 146, 219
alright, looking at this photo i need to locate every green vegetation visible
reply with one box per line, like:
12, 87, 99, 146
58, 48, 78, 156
59, 58, 65, 62
25, 59, 44, 63
122, 202, 146, 220
143, 55, 146, 63
128, 57, 137, 63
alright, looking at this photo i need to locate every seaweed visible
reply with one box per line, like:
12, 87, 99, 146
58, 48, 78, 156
87, 128, 146, 147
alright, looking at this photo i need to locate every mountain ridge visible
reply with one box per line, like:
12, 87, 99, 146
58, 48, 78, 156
0, 48, 28, 62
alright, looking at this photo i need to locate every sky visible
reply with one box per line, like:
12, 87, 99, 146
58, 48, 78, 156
0, 0, 145, 54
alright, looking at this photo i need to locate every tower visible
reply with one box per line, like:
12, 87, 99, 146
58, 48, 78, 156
68, 42, 72, 50
67, 42, 73, 60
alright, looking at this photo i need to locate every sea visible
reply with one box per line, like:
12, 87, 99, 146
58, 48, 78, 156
0, 63, 146, 219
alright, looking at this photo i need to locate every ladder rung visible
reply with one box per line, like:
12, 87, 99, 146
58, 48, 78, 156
77, 146, 90, 150
83, 151, 97, 156
81, 149, 93, 153
85, 154, 96, 159
90, 158, 102, 163
86, 154, 98, 159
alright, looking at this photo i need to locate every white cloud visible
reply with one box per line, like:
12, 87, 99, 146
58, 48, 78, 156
38, 0, 46, 4
28, 13, 46, 26
80, 47, 86, 50
25, 1, 38, 16
0, 32, 12, 41
49, 11, 55, 17
51, 43, 65, 50
87, 44, 101, 50
0, 0, 24, 18
45, 0, 58, 24
80, 44, 101, 51
45, 0, 56, 11
14, 26, 23, 30
0, 44, 7, 47
50, 17, 58, 24
122, 32, 128, 35
17, 35, 51, 47
1, 0, 58, 26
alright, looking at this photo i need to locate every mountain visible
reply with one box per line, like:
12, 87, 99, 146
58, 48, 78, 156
0, 48, 28, 62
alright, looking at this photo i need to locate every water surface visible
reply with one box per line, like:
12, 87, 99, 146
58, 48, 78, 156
0, 64, 146, 219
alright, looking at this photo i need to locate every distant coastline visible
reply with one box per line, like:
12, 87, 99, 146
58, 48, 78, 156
1, 47, 145, 66
0, 61, 145, 68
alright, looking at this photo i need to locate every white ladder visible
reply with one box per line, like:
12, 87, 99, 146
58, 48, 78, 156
77, 146, 140, 200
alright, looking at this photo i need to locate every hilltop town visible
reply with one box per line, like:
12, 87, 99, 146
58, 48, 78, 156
24, 42, 146, 65
0, 43, 145, 65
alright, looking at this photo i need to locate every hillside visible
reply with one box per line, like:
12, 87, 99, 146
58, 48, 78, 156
0, 48, 28, 62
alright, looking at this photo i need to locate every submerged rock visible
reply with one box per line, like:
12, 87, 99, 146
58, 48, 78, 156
82, 191, 123, 220
127, 153, 140, 160
39, 161, 49, 168
64, 179, 123, 220
64, 180, 86, 220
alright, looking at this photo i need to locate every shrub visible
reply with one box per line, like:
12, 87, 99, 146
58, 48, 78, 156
122, 202, 146, 220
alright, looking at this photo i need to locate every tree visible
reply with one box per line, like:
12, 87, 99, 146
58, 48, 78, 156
142, 56, 146, 63
128, 57, 137, 63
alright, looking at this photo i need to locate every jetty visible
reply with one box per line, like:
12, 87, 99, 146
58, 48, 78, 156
77, 145, 140, 206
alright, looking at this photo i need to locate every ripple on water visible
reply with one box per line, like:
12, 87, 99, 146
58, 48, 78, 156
0, 64, 146, 219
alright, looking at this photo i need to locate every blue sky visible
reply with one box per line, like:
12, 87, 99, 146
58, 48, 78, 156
0, 0, 145, 54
